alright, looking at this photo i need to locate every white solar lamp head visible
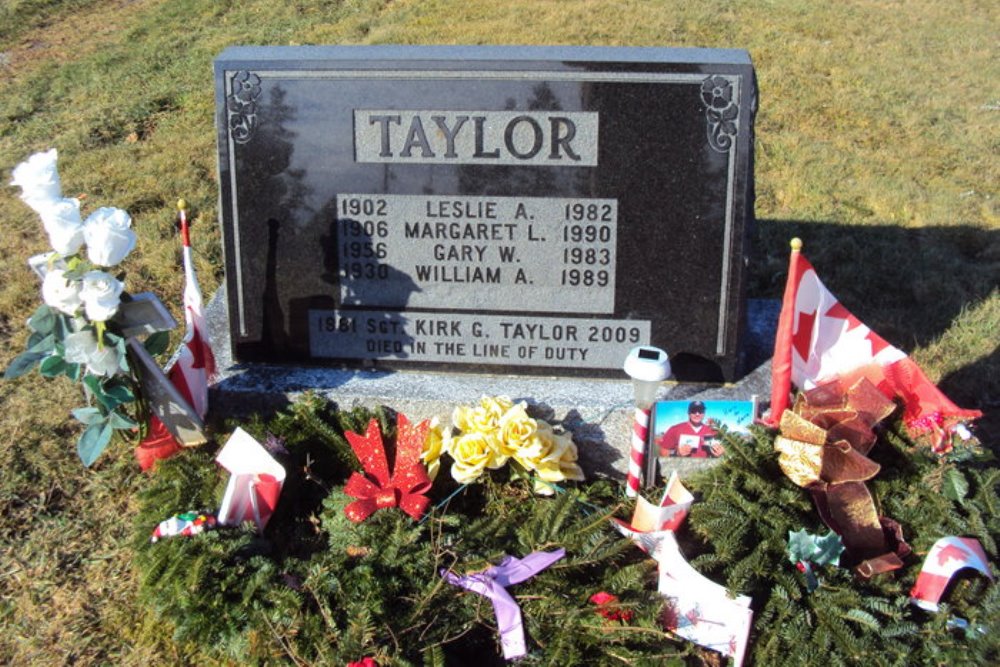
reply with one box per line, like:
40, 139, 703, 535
623, 346, 671, 409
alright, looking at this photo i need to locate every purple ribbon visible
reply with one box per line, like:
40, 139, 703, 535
442, 548, 565, 660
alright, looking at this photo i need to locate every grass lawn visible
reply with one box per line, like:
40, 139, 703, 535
0, 0, 996, 664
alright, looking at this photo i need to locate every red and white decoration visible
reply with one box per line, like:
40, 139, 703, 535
613, 473, 752, 666
910, 536, 994, 612
216, 428, 286, 531
769, 240, 980, 448
136, 203, 217, 470
613, 471, 693, 535
658, 531, 753, 667
625, 406, 650, 498
167, 205, 216, 420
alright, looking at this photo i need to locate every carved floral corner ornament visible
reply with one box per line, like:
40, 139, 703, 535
701, 75, 740, 153
227, 71, 262, 145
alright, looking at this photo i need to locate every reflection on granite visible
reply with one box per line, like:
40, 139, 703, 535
214, 46, 757, 381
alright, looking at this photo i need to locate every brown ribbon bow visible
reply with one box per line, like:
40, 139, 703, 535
775, 378, 911, 577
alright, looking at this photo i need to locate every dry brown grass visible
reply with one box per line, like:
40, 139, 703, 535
0, 0, 996, 663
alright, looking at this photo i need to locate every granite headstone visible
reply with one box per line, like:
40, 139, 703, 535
214, 46, 756, 381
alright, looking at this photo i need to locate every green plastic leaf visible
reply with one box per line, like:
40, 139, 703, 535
78, 420, 113, 467
39, 355, 67, 378
943, 468, 969, 503
27, 333, 56, 354
83, 373, 103, 398
3, 351, 46, 379
64, 362, 83, 381
812, 532, 845, 566
108, 410, 138, 430
72, 407, 105, 425
28, 304, 55, 334
52, 313, 73, 340
143, 330, 171, 357
787, 529, 816, 563
115, 336, 130, 373
27, 331, 46, 349
102, 382, 136, 409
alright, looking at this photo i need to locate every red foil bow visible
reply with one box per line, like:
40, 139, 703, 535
344, 415, 432, 523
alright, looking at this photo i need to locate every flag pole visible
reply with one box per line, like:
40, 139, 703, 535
767, 238, 802, 425
177, 198, 191, 248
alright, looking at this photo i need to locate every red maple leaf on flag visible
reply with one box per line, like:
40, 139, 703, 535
824, 301, 861, 331
792, 308, 817, 362
936, 543, 970, 568
661, 600, 680, 631
768, 240, 981, 438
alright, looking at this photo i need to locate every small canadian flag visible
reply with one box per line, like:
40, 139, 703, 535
135, 200, 216, 471
167, 200, 216, 420
768, 239, 980, 447
910, 537, 994, 612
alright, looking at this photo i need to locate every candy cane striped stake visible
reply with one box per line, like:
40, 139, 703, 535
623, 346, 671, 498
626, 406, 651, 497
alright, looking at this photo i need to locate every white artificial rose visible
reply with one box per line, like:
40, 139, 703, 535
10, 148, 62, 212
79, 270, 124, 322
37, 197, 85, 256
63, 329, 121, 377
41, 269, 83, 316
82, 207, 136, 267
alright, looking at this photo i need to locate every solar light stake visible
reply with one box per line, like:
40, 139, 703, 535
623, 346, 671, 497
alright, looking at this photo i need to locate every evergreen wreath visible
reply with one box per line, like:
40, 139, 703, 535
132, 394, 999, 665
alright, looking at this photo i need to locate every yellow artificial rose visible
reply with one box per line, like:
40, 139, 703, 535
555, 435, 585, 482
445, 395, 584, 493
453, 395, 514, 434
498, 402, 537, 456
421, 416, 447, 481
447, 431, 506, 484
532, 478, 558, 496
519, 429, 585, 485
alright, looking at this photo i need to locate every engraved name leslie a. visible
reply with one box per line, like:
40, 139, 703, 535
354, 110, 599, 166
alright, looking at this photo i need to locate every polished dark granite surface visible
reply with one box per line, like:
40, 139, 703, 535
215, 46, 757, 380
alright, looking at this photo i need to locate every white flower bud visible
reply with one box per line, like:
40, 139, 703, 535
41, 269, 83, 316
10, 148, 62, 212
83, 207, 136, 267
63, 329, 121, 377
79, 270, 124, 322
37, 197, 85, 256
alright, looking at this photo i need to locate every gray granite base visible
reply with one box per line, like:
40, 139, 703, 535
206, 288, 777, 483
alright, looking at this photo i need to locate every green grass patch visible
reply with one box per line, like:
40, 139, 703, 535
0, 0, 997, 664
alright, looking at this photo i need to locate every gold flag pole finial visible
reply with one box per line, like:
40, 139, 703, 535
176, 198, 188, 213
790, 237, 803, 252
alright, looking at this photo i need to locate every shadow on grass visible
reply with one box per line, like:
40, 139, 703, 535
751, 219, 998, 347
939, 344, 1000, 449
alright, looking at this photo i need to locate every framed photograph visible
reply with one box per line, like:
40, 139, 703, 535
651, 399, 755, 464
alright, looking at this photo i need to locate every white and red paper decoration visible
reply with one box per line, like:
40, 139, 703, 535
910, 536, 994, 612
612, 472, 752, 666
216, 428, 286, 531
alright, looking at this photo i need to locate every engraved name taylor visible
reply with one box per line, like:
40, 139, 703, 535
354, 110, 599, 166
